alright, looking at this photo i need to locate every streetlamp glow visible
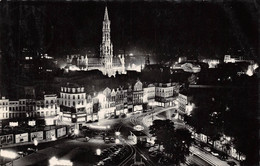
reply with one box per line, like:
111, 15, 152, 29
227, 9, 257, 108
96, 149, 101, 156
74, 129, 79, 135
115, 132, 120, 136
34, 139, 38, 146
115, 139, 120, 144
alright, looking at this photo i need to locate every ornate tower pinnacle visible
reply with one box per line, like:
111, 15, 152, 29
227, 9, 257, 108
104, 6, 109, 21
100, 6, 113, 70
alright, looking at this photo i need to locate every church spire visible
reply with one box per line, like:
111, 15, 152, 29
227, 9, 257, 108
104, 6, 109, 21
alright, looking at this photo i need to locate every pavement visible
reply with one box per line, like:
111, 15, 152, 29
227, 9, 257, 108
11, 138, 116, 166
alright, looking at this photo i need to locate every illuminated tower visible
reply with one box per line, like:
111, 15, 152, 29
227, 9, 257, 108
100, 6, 113, 72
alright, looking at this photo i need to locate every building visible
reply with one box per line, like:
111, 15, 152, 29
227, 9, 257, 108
115, 87, 128, 115
59, 83, 89, 123
33, 94, 59, 118
155, 82, 179, 107
143, 84, 155, 106
0, 97, 9, 120
65, 7, 126, 77
224, 55, 254, 64
171, 63, 201, 73
97, 87, 116, 119
132, 80, 144, 112
201, 59, 220, 68
9, 100, 26, 119
177, 91, 193, 120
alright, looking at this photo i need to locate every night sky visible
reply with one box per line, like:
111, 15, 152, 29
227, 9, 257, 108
1, 1, 258, 60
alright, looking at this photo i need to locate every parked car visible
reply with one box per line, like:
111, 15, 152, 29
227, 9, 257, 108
149, 151, 160, 158
104, 137, 110, 143
143, 142, 152, 148
158, 156, 170, 165
84, 136, 90, 142
211, 151, 219, 157
148, 146, 159, 152
121, 114, 126, 118
203, 147, 211, 152
110, 137, 115, 143
227, 161, 237, 166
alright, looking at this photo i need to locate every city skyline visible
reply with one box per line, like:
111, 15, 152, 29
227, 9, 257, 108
1, 1, 258, 60
0, 1, 258, 166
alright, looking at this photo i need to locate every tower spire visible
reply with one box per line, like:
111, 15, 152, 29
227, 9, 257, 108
104, 6, 109, 21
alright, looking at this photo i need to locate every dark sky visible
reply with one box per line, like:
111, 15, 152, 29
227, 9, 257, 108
1, 1, 258, 60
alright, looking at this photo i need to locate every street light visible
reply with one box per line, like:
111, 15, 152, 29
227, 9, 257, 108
33, 139, 38, 151
96, 149, 101, 156
115, 139, 120, 144
74, 129, 79, 135
115, 132, 120, 136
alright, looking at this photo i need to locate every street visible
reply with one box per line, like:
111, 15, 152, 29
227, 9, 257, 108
3, 106, 235, 166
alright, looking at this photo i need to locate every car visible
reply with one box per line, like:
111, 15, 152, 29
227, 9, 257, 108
104, 137, 110, 143
203, 147, 211, 152
211, 151, 219, 157
84, 136, 90, 142
149, 151, 159, 158
110, 137, 115, 143
18, 151, 27, 157
144, 142, 152, 148
148, 146, 158, 152
96, 161, 105, 166
158, 156, 170, 165
121, 114, 126, 118
27, 148, 35, 151
227, 161, 237, 166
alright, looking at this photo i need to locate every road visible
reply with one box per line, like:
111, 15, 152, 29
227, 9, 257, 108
139, 106, 230, 166
1, 106, 233, 166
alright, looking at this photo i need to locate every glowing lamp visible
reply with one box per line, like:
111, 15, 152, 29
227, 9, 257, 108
96, 149, 101, 156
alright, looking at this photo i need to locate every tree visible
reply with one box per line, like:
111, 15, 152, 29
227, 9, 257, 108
149, 120, 193, 165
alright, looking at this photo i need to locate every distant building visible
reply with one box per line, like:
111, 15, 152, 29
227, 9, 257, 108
65, 7, 126, 77
126, 80, 144, 112
97, 87, 115, 119
172, 63, 201, 73
9, 100, 26, 119
143, 84, 155, 105
0, 97, 9, 120
114, 87, 128, 116
155, 82, 179, 107
34, 95, 59, 117
224, 55, 254, 64
201, 59, 220, 68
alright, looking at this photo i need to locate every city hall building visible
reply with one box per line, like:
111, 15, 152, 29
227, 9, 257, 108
65, 7, 126, 77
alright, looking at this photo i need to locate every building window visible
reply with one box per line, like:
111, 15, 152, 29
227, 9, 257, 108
73, 95, 75, 100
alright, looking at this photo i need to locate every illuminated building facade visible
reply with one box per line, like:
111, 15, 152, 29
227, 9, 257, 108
59, 83, 91, 123
66, 7, 126, 77
0, 97, 9, 120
